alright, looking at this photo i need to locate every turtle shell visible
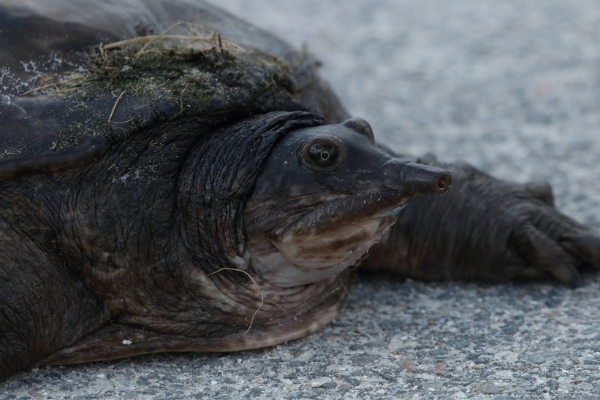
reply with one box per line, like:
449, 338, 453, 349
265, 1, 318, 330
0, 0, 348, 181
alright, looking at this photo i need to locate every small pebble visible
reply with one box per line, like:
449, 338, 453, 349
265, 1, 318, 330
122, 340, 132, 345
473, 364, 485, 369
311, 377, 332, 387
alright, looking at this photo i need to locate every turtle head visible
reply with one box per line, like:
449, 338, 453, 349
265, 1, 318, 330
244, 117, 451, 287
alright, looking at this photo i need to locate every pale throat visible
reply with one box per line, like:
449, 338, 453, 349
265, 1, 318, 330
245, 214, 398, 287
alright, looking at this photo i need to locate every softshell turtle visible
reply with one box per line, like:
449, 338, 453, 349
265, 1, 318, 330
1, 0, 599, 380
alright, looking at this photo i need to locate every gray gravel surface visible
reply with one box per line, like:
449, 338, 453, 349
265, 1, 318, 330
3, 0, 600, 399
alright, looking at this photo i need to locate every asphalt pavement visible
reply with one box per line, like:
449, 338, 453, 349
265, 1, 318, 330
2, 0, 600, 398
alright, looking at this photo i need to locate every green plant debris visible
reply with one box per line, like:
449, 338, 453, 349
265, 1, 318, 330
27, 36, 294, 111
19, 32, 301, 153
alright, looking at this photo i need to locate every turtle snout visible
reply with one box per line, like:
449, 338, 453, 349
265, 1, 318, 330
398, 162, 452, 196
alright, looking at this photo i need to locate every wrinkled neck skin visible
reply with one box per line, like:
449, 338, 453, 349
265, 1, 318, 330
243, 120, 451, 288
71, 113, 345, 334
0, 115, 345, 342
58, 113, 346, 337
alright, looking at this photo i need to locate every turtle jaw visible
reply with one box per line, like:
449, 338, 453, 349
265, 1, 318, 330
272, 190, 421, 240
375, 203, 409, 217
244, 189, 421, 287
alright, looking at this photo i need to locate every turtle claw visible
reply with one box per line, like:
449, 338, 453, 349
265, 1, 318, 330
548, 263, 582, 288
561, 230, 600, 270
514, 222, 586, 287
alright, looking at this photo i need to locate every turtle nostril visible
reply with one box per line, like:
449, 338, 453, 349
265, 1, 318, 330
396, 162, 452, 196
437, 174, 452, 193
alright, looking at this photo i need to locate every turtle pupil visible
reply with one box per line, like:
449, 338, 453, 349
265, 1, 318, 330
308, 142, 338, 167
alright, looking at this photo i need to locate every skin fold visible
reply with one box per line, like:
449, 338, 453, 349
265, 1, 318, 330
0, 0, 599, 381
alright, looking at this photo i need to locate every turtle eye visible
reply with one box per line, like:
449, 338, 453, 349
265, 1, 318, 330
301, 137, 345, 171
308, 142, 338, 167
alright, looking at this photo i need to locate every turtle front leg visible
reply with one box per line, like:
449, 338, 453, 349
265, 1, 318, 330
362, 156, 600, 286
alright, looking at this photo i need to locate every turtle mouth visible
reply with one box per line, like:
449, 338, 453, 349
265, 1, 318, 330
270, 189, 418, 239
374, 202, 408, 217
244, 189, 421, 287
262, 190, 417, 275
